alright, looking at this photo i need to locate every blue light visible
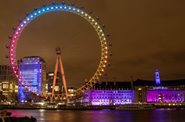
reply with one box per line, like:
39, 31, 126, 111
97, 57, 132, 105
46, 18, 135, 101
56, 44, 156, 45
42, 9, 45, 12
51, 6, 54, 10
64, 6, 67, 9
30, 15, 33, 18
68, 7, 71, 10
155, 69, 161, 85
38, 10, 41, 14
34, 13, 37, 16
55, 6, 58, 9
18, 57, 43, 102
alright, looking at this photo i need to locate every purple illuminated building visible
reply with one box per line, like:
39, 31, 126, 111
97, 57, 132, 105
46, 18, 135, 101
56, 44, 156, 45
84, 90, 134, 106
134, 79, 185, 103
83, 81, 135, 106
147, 90, 184, 103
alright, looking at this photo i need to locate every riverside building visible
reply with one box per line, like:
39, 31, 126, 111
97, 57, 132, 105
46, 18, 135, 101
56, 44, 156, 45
18, 56, 46, 102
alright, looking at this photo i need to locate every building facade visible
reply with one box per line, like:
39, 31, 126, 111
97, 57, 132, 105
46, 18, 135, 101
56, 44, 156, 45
0, 65, 18, 102
18, 56, 46, 102
47, 72, 63, 94
83, 82, 135, 106
83, 79, 185, 106
134, 79, 185, 103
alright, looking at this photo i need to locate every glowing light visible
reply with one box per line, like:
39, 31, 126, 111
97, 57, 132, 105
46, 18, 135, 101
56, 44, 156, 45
147, 90, 184, 103
9, 4, 109, 101
84, 90, 134, 106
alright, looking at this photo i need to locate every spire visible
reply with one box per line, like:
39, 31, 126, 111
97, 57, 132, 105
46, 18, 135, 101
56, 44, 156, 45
155, 69, 161, 85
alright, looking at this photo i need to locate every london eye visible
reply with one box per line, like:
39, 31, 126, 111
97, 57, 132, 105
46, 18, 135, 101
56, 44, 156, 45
7, 2, 111, 101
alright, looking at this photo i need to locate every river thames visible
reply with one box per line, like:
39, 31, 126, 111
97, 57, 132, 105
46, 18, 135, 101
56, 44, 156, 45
6, 109, 185, 122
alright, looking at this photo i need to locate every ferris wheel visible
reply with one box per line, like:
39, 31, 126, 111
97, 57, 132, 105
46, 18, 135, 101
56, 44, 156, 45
7, 2, 111, 100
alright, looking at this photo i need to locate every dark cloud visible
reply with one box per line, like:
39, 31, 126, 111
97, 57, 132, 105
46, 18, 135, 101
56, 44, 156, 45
0, 0, 185, 87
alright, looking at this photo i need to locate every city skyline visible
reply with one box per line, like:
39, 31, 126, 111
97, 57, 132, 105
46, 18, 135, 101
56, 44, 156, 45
0, 0, 185, 87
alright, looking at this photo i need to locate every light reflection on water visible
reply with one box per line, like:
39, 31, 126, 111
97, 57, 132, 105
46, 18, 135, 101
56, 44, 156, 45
7, 109, 185, 122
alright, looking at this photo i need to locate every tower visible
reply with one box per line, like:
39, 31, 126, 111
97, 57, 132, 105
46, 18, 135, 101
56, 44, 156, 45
18, 56, 46, 102
51, 48, 68, 101
155, 69, 161, 85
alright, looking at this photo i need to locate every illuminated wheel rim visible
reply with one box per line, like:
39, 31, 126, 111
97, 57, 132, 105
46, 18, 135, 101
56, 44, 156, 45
8, 3, 109, 98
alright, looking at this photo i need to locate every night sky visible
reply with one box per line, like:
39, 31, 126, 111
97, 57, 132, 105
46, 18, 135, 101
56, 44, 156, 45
0, 0, 185, 87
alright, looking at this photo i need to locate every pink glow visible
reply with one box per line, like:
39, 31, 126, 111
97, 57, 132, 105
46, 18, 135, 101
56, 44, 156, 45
147, 90, 184, 103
